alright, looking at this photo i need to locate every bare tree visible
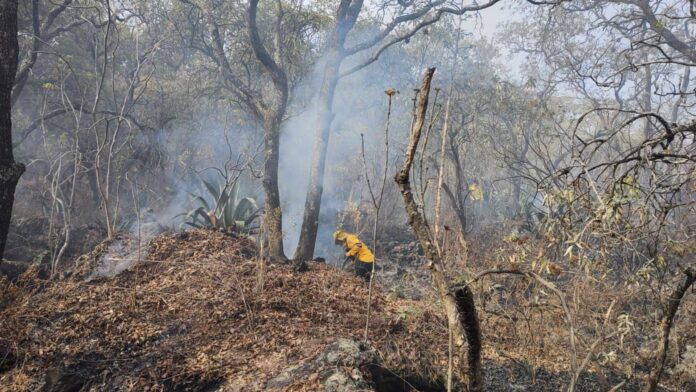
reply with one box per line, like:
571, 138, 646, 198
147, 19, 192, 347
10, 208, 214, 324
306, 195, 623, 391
293, 0, 504, 261
13, 0, 82, 105
174, 0, 319, 262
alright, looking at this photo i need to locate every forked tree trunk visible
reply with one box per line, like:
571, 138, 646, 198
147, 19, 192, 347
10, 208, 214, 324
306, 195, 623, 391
395, 68, 482, 391
0, 0, 24, 262
644, 266, 695, 392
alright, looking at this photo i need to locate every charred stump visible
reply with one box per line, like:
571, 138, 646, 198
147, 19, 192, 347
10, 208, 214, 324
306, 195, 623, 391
454, 285, 482, 391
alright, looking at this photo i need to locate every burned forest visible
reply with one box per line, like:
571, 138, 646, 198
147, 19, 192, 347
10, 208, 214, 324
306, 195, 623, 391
1, 0, 696, 391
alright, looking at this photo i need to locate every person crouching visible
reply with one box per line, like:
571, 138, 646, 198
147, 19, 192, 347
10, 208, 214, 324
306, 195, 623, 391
333, 230, 374, 280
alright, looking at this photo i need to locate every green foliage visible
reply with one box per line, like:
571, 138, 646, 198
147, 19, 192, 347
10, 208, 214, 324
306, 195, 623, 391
181, 173, 260, 235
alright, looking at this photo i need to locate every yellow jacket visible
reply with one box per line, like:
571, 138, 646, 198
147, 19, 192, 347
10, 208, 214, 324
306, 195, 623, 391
333, 230, 374, 263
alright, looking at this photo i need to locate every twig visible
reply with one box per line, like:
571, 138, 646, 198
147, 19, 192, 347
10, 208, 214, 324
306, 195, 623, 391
363, 91, 393, 342
644, 266, 695, 392
570, 300, 616, 391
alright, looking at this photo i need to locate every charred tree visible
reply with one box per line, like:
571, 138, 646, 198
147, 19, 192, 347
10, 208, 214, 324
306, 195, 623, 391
0, 0, 24, 262
454, 285, 482, 392
395, 67, 482, 391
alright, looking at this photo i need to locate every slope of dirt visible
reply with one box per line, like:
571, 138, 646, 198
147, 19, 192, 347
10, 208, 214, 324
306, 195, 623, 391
0, 230, 448, 391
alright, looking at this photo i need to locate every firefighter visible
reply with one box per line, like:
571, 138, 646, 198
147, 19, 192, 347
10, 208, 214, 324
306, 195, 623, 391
333, 230, 374, 280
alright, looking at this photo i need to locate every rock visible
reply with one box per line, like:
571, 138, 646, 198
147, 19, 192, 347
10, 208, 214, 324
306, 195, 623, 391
324, 372, 351, 391
319, 338, 376, 367
267, 338, 377, 391
266, 362, 313, 389
43, 368, 86, 392
317, 339, 376, 391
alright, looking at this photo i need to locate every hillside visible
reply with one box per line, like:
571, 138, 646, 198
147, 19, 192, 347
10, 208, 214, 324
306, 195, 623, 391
0, 230, 449, 391
0, 230, 692, 391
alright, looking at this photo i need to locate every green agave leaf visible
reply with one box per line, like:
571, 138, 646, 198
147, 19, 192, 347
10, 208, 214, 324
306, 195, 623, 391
244, 209, 262, 226
234, 197, 257, 221
234, 220, 246, 232
192, 207, 214, 227
192, 195, 210, 211
182, 173, 260, 233
223, 198, 235, 229
202, 178, 220, 201
230, 181, 240, 207
216, 187, 230, 215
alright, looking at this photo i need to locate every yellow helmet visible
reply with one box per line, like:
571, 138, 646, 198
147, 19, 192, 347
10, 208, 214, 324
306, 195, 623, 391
333, 230, 346, 242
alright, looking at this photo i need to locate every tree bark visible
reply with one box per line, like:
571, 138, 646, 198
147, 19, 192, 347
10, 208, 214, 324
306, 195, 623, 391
12, 0, 76, 105
395, 68, 482, 391
248, 0, 289, 262
293, 0, 362, 261
644, 266, 695, 392
0, 0, 24, 262
293, 49, 341, 261
262, 113, 287, 262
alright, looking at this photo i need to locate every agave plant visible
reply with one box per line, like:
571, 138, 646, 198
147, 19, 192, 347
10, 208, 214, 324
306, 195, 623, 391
182, 174, 261, 235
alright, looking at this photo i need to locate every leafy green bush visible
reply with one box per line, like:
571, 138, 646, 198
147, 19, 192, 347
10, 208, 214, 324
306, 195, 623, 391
181, 174, 260, 235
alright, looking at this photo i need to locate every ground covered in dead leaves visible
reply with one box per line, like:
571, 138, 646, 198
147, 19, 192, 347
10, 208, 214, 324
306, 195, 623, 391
0, 229, 691, 391
0, 230, 450, 391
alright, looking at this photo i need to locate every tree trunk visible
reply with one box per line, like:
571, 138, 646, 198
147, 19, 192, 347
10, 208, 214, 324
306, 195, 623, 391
292, 0, 363, 261
248, 0, 290, 263
0, 0, 24, 262
642, 63, 653, 140
644, 266, 695, 392
263, 113, 288, 262
293, 50, 342, 261
395, 68, 482, 391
